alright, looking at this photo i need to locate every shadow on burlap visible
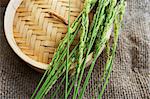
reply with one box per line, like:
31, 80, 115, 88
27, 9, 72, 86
0, 0, 150, 98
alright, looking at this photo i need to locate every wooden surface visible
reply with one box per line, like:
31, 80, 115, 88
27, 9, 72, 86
0, 0, 10, 6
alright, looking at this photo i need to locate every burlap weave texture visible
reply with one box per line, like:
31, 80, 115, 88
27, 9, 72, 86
0, 0, 150, 98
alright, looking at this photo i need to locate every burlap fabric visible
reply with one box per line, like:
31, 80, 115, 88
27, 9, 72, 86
0, 0, 9, 7
0, 0, 150, 98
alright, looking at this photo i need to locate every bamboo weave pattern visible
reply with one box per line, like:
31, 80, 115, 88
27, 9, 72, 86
13, 0, 83, 64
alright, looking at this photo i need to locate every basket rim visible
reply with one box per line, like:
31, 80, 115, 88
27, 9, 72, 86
4, 0, 48, 70
4, 0, 113, 71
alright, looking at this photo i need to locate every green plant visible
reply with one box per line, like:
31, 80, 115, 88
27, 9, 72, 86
31, 0, 126, 98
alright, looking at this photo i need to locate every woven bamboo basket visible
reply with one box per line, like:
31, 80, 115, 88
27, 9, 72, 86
4, 0, 93, 72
